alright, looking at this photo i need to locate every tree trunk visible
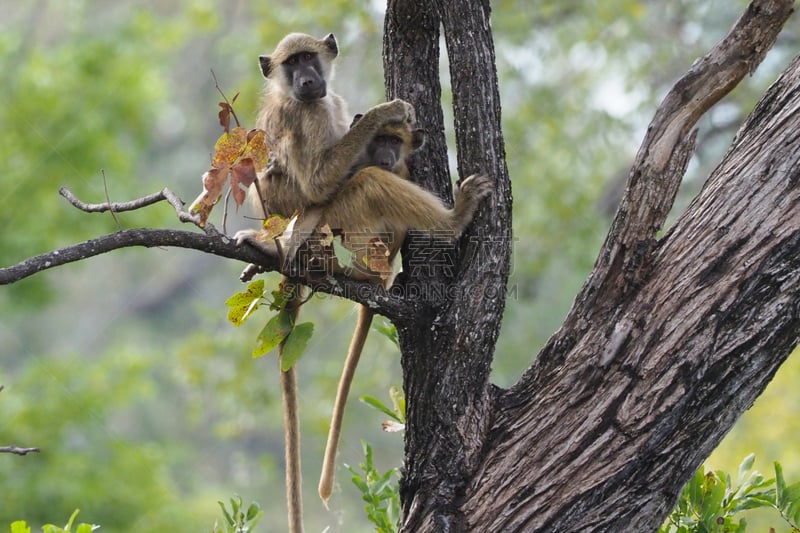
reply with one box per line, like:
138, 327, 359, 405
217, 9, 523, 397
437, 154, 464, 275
383, 0, 799, 531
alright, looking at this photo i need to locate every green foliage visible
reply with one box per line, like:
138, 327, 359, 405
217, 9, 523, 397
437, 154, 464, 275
213, 495, 263, 533
372, 320, 399, 349
225, 280, 314, 368
346, 441, 401, 533
661, 455, 800, 533
360, 386, 406, 425
11, 510, 98, 533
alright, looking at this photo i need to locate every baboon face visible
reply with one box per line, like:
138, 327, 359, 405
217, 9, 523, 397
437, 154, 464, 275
367, 133, 404, 170
354, 117, 426, 172
259, 33, 338, 103
282, 51, 327, 102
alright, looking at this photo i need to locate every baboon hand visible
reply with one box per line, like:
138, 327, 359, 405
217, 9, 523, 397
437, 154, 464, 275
457, 173, 493, 203
234, 228, 259, 247
381, 98, 416, 125
234, 228, 279, 256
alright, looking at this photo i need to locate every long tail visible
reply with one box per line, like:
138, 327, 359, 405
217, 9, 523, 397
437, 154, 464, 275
281, 281, 304, 533
319, 304, 374, 504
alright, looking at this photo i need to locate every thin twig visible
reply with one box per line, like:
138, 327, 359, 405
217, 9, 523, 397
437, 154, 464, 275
211, 68, 241, 128
0, 446, 40, 456
59, 186, 202, 226
222, 187, 232, 235
253, 176, 269, 221
101, 170, 122, 231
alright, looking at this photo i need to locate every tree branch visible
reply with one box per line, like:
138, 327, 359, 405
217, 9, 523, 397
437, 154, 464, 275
2, 188, 418, 322
58, 186, 202, 225
0, 446, 40, 456
577, 0, 795, 315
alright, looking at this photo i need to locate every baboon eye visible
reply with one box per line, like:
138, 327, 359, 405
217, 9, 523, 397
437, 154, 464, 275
302, 52, 313, 61
286, 56, 298, 65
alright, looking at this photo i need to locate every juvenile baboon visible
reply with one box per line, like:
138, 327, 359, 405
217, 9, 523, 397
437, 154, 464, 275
347, 115, 425, 179
317, 120, 492, 504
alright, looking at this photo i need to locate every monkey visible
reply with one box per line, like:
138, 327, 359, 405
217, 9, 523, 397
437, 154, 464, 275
233, 32, 416, 533
317, 119, 492, 504
251, 33, 415, 219
346, 115, 425, 180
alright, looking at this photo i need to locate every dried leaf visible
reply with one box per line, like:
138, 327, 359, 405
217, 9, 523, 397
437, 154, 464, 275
367, 238, 393, 280
318, 224, 334, 246
212, 127, 248, 168
243, 129, 270, 172
230, 157, 256, 207
188, 165, 230, 227
218, 102, 233, 134
263, 214, 290, 238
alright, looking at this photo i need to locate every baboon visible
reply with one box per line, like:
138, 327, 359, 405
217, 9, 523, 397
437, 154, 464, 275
236, 32, 415, 533
251, 33, 415, 218
317, 119, 492, 504
347, 115, 425, 179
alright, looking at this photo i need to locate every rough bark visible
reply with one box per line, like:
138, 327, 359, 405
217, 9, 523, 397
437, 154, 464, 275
385, 0, 513, 530
384, 0, 798, 531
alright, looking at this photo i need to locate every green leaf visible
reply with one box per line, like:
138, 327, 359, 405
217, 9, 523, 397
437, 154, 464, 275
246, 502, 262, 521
700, 472, 726, 523
74, 525, 95, 533
10, 522, 31, 533
389, 385, 406, 424
218, 500, 235, 527
778, 476, 800, 524
252, 310, 293, 358
360, 395, 402, 422
280, 322, 313, 371
776, 461, 787, 507
226, 279, 265, 326
737, 453, 755, 485
687, 467, 706, 512
270, 286, 290, 311
372, 320, 398, 347
230, 495, 241, 517
64, 509, 80, 531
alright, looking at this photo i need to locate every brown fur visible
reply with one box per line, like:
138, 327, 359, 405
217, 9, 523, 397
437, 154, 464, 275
348, 119, 425, 180
252, 34, 413, 217
318, 120, 492, 503
236, 33, 414, 533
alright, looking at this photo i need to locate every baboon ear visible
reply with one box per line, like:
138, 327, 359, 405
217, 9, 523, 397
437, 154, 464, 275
411, 128, 426, 150
323, 33, 338, 57
349, 113, 364, 129
259, 55, 273, 78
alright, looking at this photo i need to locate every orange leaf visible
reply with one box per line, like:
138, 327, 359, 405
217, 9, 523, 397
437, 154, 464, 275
188, 164, 230, 227
218, 102, 232, 134
367, 238, 393, 280
212, 127, 248, 168
243, 129, 270, 173
230, 158, 256, 207
263, 214, 290, 238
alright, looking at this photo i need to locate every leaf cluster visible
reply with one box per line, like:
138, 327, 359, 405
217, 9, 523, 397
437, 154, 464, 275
346, 441, 402, 533
213, 495, 262, 533
661, 454, 800, 533
11, 510, 99, 533
225, 280, 314, 371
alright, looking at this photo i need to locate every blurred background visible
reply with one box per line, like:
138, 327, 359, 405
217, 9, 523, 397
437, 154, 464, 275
0, 0, 798, 530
